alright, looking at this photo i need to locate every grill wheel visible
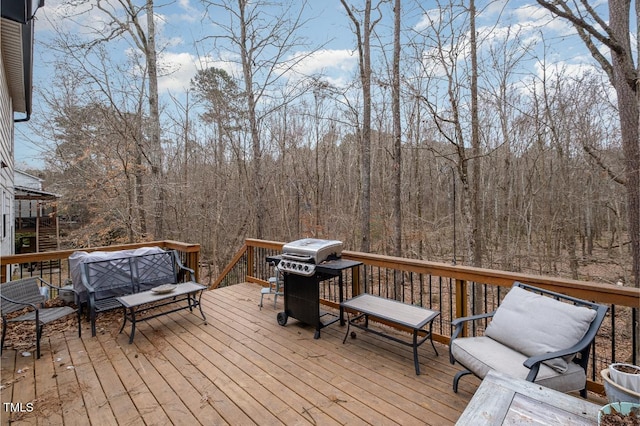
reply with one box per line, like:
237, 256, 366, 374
277, 311, 288, 326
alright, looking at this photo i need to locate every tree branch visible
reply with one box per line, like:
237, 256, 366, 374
536, 0, 624, 54
583, 144, 626, 185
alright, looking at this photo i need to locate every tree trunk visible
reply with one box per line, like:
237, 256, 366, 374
392, 0, 402, 257
145, 0, 164, 240
238, 0, 265, 239
609, 0, 640, 290
135, 135, 147, 237
340, 0, 380, 253
360, 0, 373, 253
469, 0, 482, 268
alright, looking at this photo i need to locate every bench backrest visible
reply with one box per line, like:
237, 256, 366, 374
0, 277, 45, 315
81, 256, 135, 301
80, 250, 183, 299
133, 251, 178, 292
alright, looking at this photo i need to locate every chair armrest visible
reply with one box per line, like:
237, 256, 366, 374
449, 311, 495, 364
523, 342, 587, 382
451, 311, 495, 339
0, 293, 40, 311
523, 343, 584, 368
38, 278, 79, 295
523, 303, 608, 382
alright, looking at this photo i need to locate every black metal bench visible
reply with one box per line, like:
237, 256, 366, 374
80, 250, 195, 336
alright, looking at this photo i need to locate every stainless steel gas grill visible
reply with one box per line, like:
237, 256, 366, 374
279, 238, 343, 276
267, 238, 361, 339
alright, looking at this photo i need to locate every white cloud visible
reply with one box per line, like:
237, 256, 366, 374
534, 60, 602, 81
172, 0, 203, 23
290, 49, 357, 76
271, 49, 357, 88
158, 51, 242, 93
158, 52, 198, 92
511, 3, 576, 36
413, 9, 442, 32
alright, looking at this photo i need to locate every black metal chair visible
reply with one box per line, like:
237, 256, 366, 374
449, 282, 608, 397
1, 277, 81, 358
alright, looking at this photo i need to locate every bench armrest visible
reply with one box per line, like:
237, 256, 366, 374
177, 263, 196, 281
80, 266, 96, 292
173, 251, 196, 281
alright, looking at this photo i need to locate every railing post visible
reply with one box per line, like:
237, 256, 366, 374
352, 265, 362, 297
455, 278, 468, 337
186, 251, 200, 283
247, 245, 255, 281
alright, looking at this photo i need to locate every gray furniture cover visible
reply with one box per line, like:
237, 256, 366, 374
69, 246, 165, 303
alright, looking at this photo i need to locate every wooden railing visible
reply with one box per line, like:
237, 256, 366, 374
1, 240, 201, 284
2, 238, 638, 394
214, 238, 640, 394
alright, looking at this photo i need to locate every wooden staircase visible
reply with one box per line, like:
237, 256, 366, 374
37, 225, 60, 269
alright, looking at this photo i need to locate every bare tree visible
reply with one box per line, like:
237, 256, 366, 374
340, 0, 387, 252
90, 0, 165, 239
535, 0, 639, 290
29, 0, 632, 297
51, 0, 166, 239
39, 26, 154, 243
468, 0, 482, 268
409, 0, 478, 267
391, 0, 402, 257
200, 0, 315, 239
482, 27, 533, 271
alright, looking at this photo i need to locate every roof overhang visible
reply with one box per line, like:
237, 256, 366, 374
1, 0, 43, 122
15, 185, 60, 199
2, 0, 44, 24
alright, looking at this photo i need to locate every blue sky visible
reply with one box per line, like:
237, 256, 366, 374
14, 0, 604, 169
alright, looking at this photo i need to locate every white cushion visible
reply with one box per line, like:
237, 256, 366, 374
485, 286, 597, 372
451, 336, 587, 392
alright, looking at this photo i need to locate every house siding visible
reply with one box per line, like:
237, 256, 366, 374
0, 22, 16, 260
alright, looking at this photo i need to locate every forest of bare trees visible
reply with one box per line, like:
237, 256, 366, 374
24, 0, 635, 287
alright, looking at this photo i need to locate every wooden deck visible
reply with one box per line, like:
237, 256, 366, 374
0, 282, 567, 425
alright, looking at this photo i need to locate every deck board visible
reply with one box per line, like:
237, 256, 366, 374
0, 282, 600, 425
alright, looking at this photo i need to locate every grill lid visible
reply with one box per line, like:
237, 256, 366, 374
280, 239, 343, 275
282, 238, 343, 264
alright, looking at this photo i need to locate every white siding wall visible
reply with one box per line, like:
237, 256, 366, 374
0, 24, 16, 259
15, 170, 43, 189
